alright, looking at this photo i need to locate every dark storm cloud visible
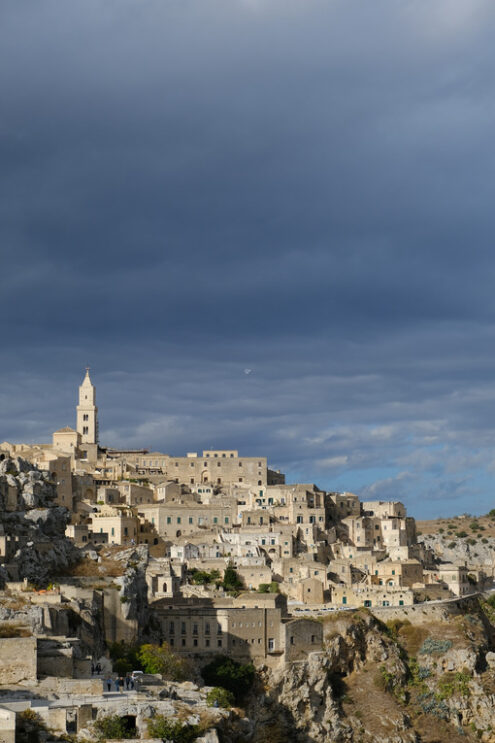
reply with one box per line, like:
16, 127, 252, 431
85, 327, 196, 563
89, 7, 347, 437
2, 0, 495, 517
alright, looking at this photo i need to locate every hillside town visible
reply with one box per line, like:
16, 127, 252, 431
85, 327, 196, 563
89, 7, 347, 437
1, 371, 495, 743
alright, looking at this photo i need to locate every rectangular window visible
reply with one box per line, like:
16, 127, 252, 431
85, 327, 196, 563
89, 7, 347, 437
193, 624, 198, 635
205, 623, 210, 635
205, 639, 210, 647
217, 639, 222, 647
177, 517, 181, 524
268, 638, 275, 651
167, 517, 171, 524
169, 622, 174, 634
181, 622, 186, 635
189, 517, 193, 524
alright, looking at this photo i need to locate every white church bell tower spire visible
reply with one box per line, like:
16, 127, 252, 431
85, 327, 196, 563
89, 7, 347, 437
76, 368, 98, 444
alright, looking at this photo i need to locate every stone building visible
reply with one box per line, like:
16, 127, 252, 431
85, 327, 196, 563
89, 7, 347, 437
151, 593, 322, 666
76, 369, 98, 448
136, 500, 236, 540
89, 509, 138, 545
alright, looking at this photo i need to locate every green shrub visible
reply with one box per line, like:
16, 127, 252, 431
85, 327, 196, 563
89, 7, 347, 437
418, 637, 453, 656
222, 566, 244, 593
138, 643, 191, 681
146, 716, 200, 743
447, 542, 456, 549
257, 583, 270, 593
190, 570, 212, 585
456, 531, 468, 538
436, 671, 471, 700
202, 655, 255, 702
109, 640, 141, 675
94, 715, 136, 740
206, 686, 235, 708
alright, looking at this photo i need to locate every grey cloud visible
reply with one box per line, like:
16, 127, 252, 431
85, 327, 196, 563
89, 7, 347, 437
3, 1, 495, 517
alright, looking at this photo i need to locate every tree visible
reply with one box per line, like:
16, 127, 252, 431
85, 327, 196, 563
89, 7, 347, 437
138, 643, 191, 681
191, 570, 211, 585
222, 565, 244, 593
206, 686, 235, 708
109, 640, 142, 675
202, 655, 255, 703
94, 715, 136, 740
147, 716, 199, 743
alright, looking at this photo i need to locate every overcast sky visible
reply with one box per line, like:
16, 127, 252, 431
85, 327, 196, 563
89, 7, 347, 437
2, 0, 495, 518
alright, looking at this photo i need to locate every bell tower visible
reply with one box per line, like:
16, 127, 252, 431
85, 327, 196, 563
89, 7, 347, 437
76, 368, 98, 444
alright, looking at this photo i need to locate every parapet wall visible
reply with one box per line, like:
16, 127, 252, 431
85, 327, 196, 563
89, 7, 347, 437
370, 593, 481, 624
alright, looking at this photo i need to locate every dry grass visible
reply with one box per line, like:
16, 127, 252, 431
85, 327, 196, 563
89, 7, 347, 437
0, 592, 29, 610
58, 555, 124, 578
413, 713, 475, 742
417, 513, 495, 538
397, 623, 430, 656
342, 664, 407, 739
0, 622, 32, 638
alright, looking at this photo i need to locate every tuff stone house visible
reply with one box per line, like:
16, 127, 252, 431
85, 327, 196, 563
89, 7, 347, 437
151, 593, 322, 666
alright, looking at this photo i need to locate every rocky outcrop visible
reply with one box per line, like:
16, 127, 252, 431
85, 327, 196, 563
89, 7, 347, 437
0, 458, 81, 585
220, 606, 495, 743
419, 533, 495, 570
0, 457, 56, 509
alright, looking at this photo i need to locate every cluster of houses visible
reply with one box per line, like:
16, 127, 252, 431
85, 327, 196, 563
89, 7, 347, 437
1, 371, 483, 624
0, 371, 492, 743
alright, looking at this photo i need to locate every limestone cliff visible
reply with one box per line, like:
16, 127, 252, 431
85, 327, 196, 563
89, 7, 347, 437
0, 457, 80, 586
219, 601, 495, 743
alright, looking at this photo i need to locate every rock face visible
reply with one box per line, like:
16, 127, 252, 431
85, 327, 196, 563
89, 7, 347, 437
419, 532, 495, 569
114, 545, 150, 625
0, 457, 80, 585
219, 604, 495, 743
